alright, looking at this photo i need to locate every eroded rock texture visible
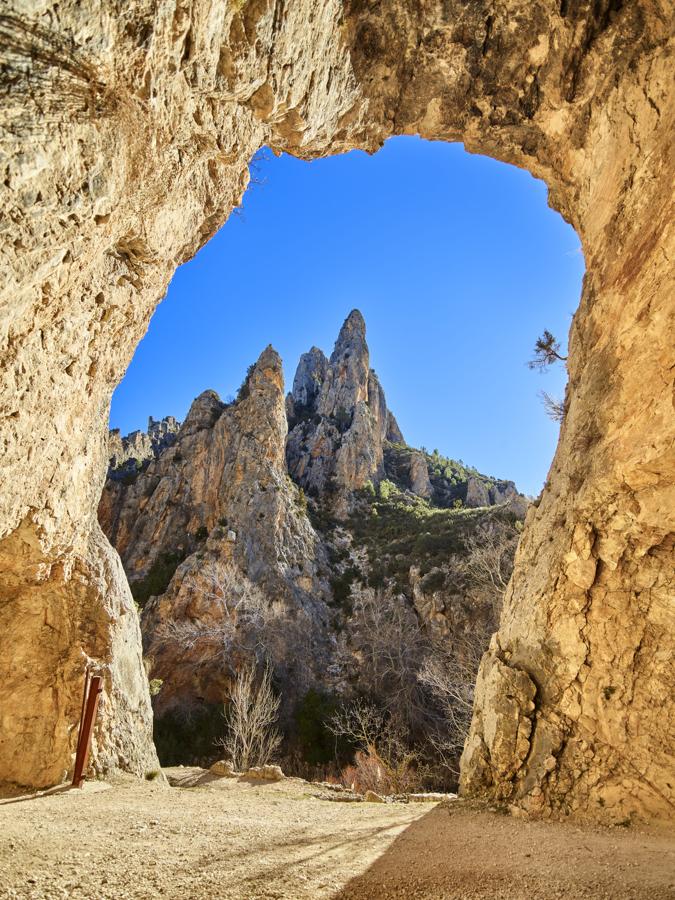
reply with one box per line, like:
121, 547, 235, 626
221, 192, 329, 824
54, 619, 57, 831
1, 0, 672, 821
286, 309, 392, 502
100, 346, 330, 717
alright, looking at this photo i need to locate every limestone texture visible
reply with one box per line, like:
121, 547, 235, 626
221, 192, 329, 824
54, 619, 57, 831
286, 310, 394, 502
100, 347, 329, 716
0, 0, 672, 823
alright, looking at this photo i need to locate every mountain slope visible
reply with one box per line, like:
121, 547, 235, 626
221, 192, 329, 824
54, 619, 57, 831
99, 311, 527, 772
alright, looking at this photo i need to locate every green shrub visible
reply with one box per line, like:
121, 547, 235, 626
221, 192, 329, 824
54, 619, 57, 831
237, 363, 256, 402
295, 689, 342, 766
130, 549, 187, 608
347, 485, 510, 589
329, 567, 359, 613
194, 525, 208, 542
334, 405, 352, 433
421, 570, 446, 593
153, 703, 224, 766
296, 487, 308, 514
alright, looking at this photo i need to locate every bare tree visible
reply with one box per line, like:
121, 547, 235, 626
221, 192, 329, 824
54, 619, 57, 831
528, 329, 568, 371
327, 699, 421, 794
216, 663, 282, 771
157, 561, 283, 666
539, 390, 565, 423
456, 517, 520, 620
349, 587, 431, 731
417, 625, 493, 777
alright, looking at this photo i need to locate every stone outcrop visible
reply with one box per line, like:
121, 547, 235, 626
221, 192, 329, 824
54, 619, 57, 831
286, 310, 394, 500
465, 476, 528, 517
407, 453, 433, 500
0, 0, 671, 824
108, 415, 180, 477
100, 347, 330, 715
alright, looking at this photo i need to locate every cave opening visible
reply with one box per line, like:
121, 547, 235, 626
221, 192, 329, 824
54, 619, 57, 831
111, 137, 584, 499
2, 0, 671, 835
102, 137, 584, 778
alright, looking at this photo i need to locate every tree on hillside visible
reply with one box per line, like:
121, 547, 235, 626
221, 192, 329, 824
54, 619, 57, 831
528, 329, 568, 371
528, 330, 568, 423
539, 390, 565, 423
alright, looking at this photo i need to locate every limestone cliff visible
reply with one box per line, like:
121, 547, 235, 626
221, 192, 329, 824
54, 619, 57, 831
99, 313, 525, 765
100, 347, 331, 719
286, 310, 391, 500
1, 0, 671, 823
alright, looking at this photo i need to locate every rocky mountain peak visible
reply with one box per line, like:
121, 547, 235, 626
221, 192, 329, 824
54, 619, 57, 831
286, 311, 393, 499
290, 346, 328, 410
332, 308, 366, 354
319, 309, 370, 419
181, 390, 225, 436
241, 345, 285, 403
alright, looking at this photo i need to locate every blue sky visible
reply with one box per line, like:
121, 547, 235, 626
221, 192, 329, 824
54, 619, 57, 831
110, 137, 584, 497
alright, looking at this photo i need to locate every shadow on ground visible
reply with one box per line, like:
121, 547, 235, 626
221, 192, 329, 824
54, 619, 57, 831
333, 802, 675, 900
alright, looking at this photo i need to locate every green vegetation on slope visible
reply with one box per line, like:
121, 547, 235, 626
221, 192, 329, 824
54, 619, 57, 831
384, 442, 509, 508
348, 480, 518, 592
130, 550, 187, 608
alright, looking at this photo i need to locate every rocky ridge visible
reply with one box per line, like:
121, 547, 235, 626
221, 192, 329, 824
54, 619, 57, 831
100, 346, 331, 720
99, 312, 526, 765
108, 415, 180, 481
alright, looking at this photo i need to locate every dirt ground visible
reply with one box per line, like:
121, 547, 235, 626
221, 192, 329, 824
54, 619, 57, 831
1, 770, 673, 900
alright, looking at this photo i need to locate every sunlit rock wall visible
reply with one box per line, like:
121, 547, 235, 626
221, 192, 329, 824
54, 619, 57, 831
0, 0, 672, 822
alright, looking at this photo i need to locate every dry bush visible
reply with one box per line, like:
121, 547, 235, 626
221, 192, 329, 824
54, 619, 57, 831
417, 624, 493, 777
328, 699, 424, 795
216, 663, 281, 771
539, 390, 565, 423
157, 561, 284, 668
455, 516, 520, 621
349, 588, 431, 732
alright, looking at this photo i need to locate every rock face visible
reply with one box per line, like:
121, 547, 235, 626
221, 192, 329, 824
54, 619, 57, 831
0, 0, 672, 824
108, 416, 180, 479
99, 311, 523, 740
287, 310, 392, 500
100, 347, 329, 715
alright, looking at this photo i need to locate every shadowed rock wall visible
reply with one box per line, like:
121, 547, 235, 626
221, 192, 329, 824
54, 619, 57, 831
0, 0, 672, 821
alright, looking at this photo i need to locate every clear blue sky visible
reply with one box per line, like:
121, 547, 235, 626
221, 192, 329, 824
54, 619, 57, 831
110, 137, 584, 497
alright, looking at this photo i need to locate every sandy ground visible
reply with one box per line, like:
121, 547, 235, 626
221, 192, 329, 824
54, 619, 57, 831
0, 770, 673, 900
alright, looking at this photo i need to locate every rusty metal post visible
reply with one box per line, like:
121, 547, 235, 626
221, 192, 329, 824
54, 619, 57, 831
72, 674, 103, 788
76, 666, 90, 747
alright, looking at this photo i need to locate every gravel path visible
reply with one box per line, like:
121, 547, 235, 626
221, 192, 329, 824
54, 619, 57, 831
1, 771, 673, 899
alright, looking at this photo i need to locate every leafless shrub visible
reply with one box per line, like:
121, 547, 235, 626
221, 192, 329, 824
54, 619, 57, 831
216, 663, 282, 771
157, 561, 283, 668
328, 699, 423, 794
455, 517, 520, 621
417, 624, 493, 777
539, 390, 565, 423
349, 587, 431, 732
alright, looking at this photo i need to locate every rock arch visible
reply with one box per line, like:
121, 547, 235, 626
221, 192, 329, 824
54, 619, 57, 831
0, 1, 672, 821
